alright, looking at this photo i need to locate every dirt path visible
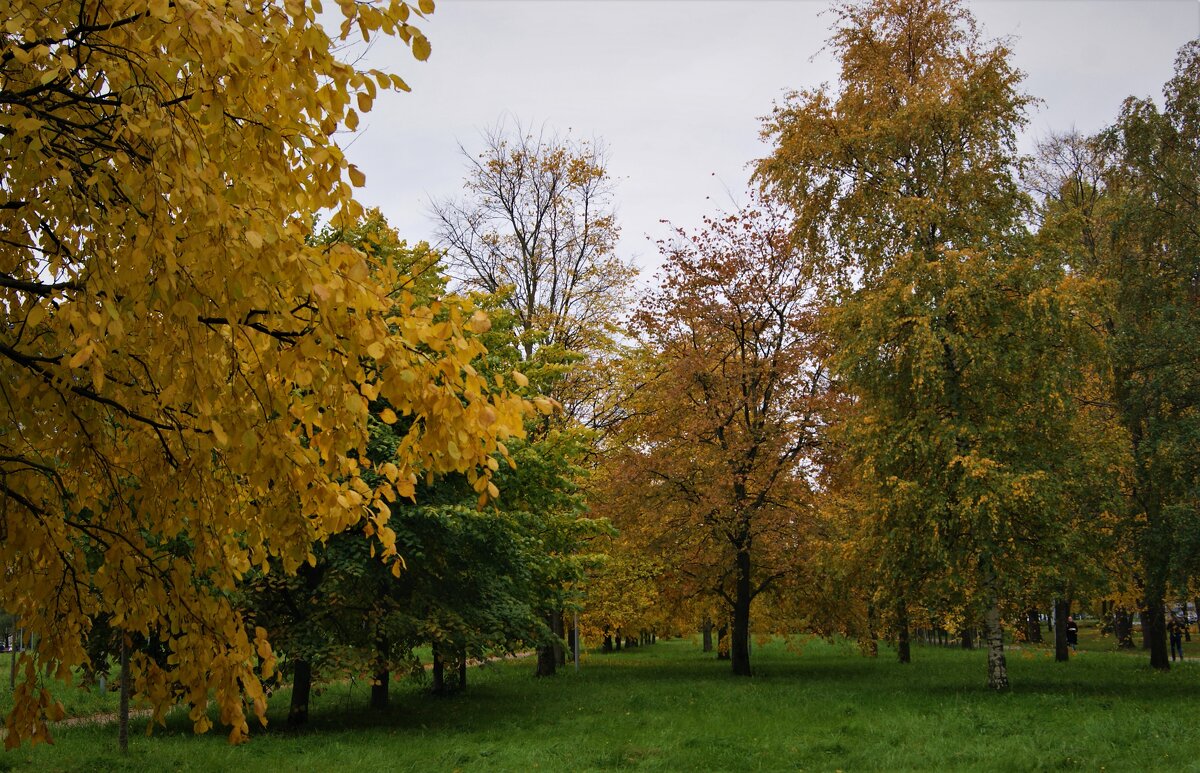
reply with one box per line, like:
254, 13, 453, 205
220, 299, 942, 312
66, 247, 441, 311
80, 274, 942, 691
17, 650, 540, 735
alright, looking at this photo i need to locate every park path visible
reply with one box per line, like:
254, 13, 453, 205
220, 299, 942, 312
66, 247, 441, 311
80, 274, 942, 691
25, 649, 539, 735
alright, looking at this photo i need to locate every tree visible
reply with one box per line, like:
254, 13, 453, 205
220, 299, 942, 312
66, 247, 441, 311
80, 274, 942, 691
1030, 44, 1200, 669
244, 214, 598, 719
0, 0, 529, 745
757, 0, 1082, 689
433, 121, 636, 675
431, 121, 636, 370
606, 198, 827, 676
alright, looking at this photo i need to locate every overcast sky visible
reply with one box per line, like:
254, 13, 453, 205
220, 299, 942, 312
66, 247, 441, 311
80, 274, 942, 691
342, 0, 1200, 282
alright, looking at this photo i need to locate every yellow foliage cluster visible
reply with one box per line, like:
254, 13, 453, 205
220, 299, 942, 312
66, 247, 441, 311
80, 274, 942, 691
0, 0, 529, 746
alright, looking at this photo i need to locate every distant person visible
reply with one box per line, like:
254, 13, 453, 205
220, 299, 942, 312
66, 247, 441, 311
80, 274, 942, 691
1066, 615, 1078, 652
1169, 615, 1185, 662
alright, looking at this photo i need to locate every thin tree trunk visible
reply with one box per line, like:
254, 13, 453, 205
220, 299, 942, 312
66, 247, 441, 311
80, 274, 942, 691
552, 613, 566, 668
432, 643, 446, 694
984, 600, 1009, 690
370, 667, 389, 710
1026, 608, 1042, 643
535, 610, 558, 676
288, 658, 312, 727
896, 599, 911, 664
731, 548, 752, 676
1054, 599, 1069, 662
1115, 608, 1135, 648
118, 637, 130, 754
9, 627, 17, 690
702, 619, 713, 652
862, 603, 878, 657
960, 627, 973, 649
716, 623, 730, 660
458, 647, 468, 691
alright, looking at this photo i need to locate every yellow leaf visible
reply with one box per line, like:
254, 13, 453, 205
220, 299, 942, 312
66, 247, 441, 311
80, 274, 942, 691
379, 408, 398, 424
467, 309, 491, 333
348, 165, 366, 187
25, 302, 46, 328
418, 0, 435, 13
90, 360, 105, 391
211, 420, 229, 447
68, 345, 92, 368
512, 370, 529, 388
412, 34, 431, 61
246, 231, 263, 249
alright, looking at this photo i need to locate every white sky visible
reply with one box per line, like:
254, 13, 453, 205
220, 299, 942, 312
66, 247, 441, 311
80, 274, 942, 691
342, 0, 1200, 282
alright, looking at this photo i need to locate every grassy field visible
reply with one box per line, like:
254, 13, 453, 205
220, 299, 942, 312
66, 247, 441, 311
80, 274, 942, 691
0, 632, 1196, 772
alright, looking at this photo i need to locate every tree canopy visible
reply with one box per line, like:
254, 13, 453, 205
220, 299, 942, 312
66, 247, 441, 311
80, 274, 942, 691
0, 0, 529, 745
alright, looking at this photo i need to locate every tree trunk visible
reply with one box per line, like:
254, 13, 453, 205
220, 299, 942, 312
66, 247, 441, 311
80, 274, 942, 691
1054, 599, 1069, 662
118, 637, 130, 754
984, 600, 1009, 690
602, 632, 613, 653
731, 548, 752, 676
457, 647, 468, 691
370, 668, 389, 710
288, 658, 312, 727
536, 640, 557, 677
701, 619, 713, 652
432, 643, 446, 694
1115, 608, 1135, 648
960, 627, 973, 649
9, 627, 18, 690
552, 612, 566, 668
536, 611, 558, 676
863, 603, 879, 657
896, 599, 911, 664
1143, 584, 1170, 670
1026, 608, 1042, 643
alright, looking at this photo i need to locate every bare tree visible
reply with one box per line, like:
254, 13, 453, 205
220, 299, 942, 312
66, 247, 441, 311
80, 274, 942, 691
431, 121, 636, 362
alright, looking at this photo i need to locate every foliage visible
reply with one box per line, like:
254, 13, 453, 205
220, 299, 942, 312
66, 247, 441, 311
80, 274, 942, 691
757, 0, 1085, 687
1030, 42, 1200, 667
244, 215, 599, 705
0, 0, 531, 745
601, 196, 828, 675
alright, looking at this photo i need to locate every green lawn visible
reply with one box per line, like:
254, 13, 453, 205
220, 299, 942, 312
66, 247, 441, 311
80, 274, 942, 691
1, 636, 1196, 772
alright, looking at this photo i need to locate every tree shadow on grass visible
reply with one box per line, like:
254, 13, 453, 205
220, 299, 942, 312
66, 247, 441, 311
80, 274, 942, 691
135, 640, 1199, 747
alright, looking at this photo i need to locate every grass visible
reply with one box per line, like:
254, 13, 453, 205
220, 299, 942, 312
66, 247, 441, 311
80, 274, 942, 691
0, 652, 119, 721
0, 634, 1197, 772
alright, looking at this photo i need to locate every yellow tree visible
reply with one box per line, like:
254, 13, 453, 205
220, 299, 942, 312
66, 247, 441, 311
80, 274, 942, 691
0, 0, 527, 745
757, 0, 1084, 688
